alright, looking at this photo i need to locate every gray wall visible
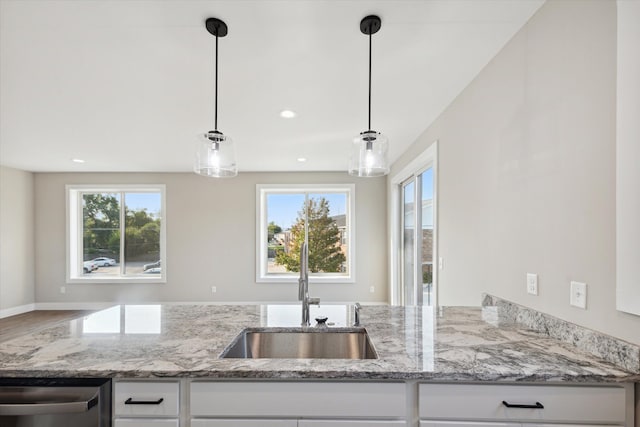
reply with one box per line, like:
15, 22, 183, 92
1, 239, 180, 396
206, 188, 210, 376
390, 0, 639, 344
0, 166, 35, 312
34, 172, 387, 304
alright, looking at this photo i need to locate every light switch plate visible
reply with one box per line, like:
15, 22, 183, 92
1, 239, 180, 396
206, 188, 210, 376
526, 273, 538, 295
570, 281, 587, 309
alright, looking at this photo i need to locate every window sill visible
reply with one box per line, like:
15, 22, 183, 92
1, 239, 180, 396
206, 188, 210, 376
66, 277, 167, 284
256, 275, 355, 284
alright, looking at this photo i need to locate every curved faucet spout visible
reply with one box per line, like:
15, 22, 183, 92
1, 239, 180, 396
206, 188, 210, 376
298, 242, 308, 301
299, 242, 319, 326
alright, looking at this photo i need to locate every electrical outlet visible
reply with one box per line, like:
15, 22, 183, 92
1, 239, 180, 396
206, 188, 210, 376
526, 273, 538, 295
369, 286, 375, 293
60, 286, 66, 294
211, 286, 217, 293
570, 281, 587, 309
438, 257, 444, 270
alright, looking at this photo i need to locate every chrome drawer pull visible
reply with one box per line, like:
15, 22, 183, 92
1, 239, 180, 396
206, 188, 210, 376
125, 397, 164, 405
502, 400, 544, 409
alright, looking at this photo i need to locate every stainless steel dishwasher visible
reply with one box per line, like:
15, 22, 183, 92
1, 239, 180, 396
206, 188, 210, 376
0, 378, 111, 427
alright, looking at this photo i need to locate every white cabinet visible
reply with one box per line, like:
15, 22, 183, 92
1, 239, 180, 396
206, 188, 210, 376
418, 384, 629, 426
114, 420, 179, 427
191, 420, 297, 427
113, 380, 180, 427
109, 379, 633, 427
192, 421, 403, 427
299, 421, 407, 426
191, 381, 405, 418
420, 423, 519, 427
190, 381, 406, 425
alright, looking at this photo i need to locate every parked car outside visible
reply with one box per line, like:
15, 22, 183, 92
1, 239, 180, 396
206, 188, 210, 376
143, 260, 160, 271
91, 257, 116, 267
83, 260, 97, 273
143, 267, 161, 274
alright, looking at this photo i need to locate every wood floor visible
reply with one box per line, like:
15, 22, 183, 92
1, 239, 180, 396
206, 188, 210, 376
0, 310, 94, 343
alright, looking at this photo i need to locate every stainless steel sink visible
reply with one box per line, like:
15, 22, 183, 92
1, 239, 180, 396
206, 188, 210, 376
220, 328, 378, 359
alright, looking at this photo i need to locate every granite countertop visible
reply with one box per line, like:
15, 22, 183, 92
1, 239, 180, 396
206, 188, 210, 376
0, 304, 638, 382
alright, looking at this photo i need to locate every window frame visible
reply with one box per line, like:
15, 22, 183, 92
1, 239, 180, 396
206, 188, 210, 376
66, 184, 167, 284
256, 184, 356, 284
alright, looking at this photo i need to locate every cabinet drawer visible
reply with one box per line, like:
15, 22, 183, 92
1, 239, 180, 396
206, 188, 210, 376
114, 420, 179, 427
191, 420, 297, 427
419, 384, 626, 423
420, 422, 519, 427
114, 381, 179, 417
299, 421, 408, 426
191, 381, 406, 418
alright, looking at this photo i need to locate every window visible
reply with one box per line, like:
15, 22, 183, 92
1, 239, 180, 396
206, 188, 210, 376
67, 185, 166, 283
256, 184, 355, 283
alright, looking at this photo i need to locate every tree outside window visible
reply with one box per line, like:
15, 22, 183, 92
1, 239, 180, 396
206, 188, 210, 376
274, 197, 346, 273
257, 184, 354, 283
68, 185, 165, 282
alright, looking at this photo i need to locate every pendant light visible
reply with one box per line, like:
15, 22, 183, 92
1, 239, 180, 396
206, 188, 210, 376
194, 17, 237, 178
349, 15, 389, 177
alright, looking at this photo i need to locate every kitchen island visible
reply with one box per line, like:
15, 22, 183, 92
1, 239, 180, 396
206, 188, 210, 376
0, 303, 637, 381
1, 303, 638, 426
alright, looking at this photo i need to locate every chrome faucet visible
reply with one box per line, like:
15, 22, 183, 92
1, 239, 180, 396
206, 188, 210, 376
354, 302, 362, 326
299, 242, 320, 326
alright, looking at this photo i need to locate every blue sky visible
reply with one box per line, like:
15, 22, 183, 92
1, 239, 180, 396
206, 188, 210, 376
125, 193, 161, 217
422, 168, 433, 200
267, 193, 347, 229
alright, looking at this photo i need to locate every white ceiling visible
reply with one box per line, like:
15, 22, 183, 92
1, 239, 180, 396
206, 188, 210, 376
0, 0, 544, 173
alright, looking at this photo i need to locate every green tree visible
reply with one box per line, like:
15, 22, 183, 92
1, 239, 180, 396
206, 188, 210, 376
125, 208, 160, 260
82, 194, 161, 261
83, 194, 120, 256
267, 221, 282, 241
275, 198, 346, 273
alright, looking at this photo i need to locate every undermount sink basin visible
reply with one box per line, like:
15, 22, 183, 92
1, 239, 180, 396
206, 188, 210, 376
220, 328, 378, 359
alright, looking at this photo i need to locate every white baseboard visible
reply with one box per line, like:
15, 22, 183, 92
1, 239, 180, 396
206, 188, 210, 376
0, 303, 36, 319
34, 302, 116, 311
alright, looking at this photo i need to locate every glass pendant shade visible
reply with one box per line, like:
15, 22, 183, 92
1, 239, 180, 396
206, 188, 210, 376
194, 131, 237, 178
348, 130, 389, 177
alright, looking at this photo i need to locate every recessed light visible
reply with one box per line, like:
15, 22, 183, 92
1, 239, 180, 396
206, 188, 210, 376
297, 157, 307, 162
280, 110, 297, 119
71, 158, 85, 163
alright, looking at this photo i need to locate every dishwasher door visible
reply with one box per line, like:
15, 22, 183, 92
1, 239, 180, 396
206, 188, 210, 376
0, 378, 111, 427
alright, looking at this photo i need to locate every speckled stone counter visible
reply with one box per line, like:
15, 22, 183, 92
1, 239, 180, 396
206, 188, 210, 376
0, 304, 638, 382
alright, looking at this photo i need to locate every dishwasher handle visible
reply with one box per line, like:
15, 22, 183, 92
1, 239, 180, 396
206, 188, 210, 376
0, 389, 99, 416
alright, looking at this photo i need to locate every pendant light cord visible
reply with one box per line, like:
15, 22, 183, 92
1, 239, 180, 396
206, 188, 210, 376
368, 25, 372, 131
214, 32, 219, 131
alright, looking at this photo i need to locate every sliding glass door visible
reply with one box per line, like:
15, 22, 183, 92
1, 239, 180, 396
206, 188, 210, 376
400, 167, 434, 306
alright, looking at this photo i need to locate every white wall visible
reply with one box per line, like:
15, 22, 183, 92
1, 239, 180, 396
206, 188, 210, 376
389, 0, 639, 344
615, 0, 640, 317
0, 166, 35, 313
34, 172, 387, 304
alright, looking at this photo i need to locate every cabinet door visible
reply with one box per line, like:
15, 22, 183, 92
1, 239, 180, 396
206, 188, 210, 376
114, 381, 179, 417
300, 421, 406, 427
418, 384, 626, 424
191, 420, 296, 427
420, 422, 519, 427
191, 381, 406, 418
527, 425, 619, 427
114, 419, 179, 427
